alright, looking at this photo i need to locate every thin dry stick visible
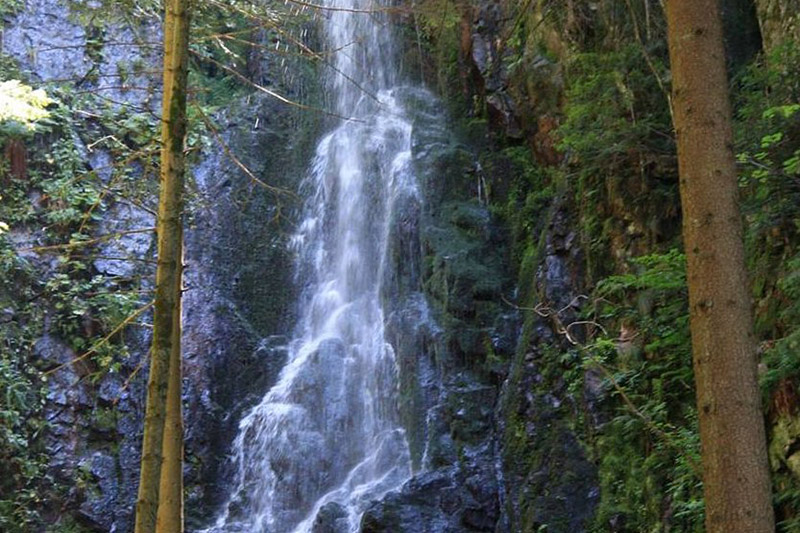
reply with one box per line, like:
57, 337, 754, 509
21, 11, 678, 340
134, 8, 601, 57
72, 91, 162, 120
193, 103, 296, 198
191, 51, 364, 122
216, 33, 382, 105
284, 0, 409, 15
72, 86, 156, 94
202, 0, 383, 106
564, 320, 608, 342
99, 191, 159, 218
83, 288, 155, 297
501, 295, 550, 316
43, 70, 162, 84
115, 351, 147, 405
78, 254, 158, 264
558, 294, 589, 315
19, 227, 156, 253
44, 300, 155, 375
78, 150, 131, 235
205, 0, 392, 108
33, 41, 161, 53
623, 0, 673, 119
198, 29, 360, 59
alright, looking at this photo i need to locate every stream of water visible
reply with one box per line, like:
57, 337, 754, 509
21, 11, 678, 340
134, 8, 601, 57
206, 0, 416, 531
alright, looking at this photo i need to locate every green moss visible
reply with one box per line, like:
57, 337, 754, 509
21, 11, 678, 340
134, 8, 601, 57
90, 407, 118, 433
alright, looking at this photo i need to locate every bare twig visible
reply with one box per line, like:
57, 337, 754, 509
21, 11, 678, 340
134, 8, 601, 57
623, 0, 673, 119
191, 51, 365, 122
285, 0, 409, 15
192, 103, 296, 199
19, 228, 156, 253
114, 354, 147, 405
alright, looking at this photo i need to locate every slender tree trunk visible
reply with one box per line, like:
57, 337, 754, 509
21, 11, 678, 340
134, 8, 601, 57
665, 1, 774, 532
135, 0, 190, 531
157, 273, 184, 532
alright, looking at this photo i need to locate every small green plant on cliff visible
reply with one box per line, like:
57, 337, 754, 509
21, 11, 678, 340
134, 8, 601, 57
0, 80, 53, 128
0, 76, 52, 532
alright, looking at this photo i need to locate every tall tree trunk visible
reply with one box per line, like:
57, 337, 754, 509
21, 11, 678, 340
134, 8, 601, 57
157, 277, 184, 532
665, 1, 774, 532
135, 0, 190, 531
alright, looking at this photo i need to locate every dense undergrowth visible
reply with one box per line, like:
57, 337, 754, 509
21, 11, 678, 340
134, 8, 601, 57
0, 58, 158, 533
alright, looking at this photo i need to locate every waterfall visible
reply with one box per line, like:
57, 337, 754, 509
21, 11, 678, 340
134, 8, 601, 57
205, 0, 416, 531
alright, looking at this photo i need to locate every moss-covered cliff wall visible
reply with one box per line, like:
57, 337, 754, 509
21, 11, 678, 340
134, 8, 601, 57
403, 0, 800, 530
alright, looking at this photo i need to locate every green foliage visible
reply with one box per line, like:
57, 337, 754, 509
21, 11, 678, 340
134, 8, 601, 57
557, 42, 678, 280
0, 353, 48, 532
0, 80, 53, 130
0, 233, 48, 531
578, 251, 702, 531
494, 145, 556, 271
734, 52, 800, 530
551, 30, 800, 533
0, 0, 21, 18
0, 0, 324, 528
0, 49, 156, 528
414, 1, 799, 530
411, 0, 472, 114
559, 46, 669, 165
597, 249, 687, 293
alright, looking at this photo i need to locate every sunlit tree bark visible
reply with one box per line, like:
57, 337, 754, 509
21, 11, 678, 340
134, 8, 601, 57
665, 1, 774, 531
135, 0, 190, 531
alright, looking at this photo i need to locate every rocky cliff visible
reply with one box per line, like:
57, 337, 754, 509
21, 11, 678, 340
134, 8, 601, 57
1, 1, 320, 530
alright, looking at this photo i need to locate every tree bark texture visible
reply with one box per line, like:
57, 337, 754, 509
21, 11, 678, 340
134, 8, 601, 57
135, 0, 190, 531
665, 1, 774, 532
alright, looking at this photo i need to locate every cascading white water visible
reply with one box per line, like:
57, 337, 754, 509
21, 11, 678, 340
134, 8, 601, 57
206, 1, 417, 532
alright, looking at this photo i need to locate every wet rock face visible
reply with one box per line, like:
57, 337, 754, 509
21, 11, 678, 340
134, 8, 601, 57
1, 3, 156, 530
312, 502, 350, 533
374, 83, 593, 533
3, 0, 91, 83
360, 369, 505, 532
93, 204, 155, 277
31, 333, 145, 531
495, 198, 598, 532
3, 0, 162, 105
3, 0, 163, 195
369, 24, 598, 530
182, 93, 319, 528
22, 96, 307, 531
362, 460, 500, 533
